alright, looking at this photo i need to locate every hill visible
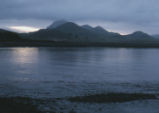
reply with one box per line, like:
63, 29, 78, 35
0, 29, 23, 42
1, 20, 159, 47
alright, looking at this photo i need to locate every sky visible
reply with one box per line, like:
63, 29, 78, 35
0, 0, 159, 34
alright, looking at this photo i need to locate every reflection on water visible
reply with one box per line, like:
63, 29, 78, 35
0, 47, 159, 113
0, 47, 159, 82
0, 47, 159, 98
11, 48, 39, 64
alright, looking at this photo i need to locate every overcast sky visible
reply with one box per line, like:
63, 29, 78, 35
0, 0, 159, 34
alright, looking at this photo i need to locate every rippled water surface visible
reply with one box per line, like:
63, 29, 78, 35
0, 47, 159, 112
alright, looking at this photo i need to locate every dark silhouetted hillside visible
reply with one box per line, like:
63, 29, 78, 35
1, 20, 159, 47
0, 29, 23, 42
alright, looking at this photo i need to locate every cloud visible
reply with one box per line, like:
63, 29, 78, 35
0, 0, 159, 34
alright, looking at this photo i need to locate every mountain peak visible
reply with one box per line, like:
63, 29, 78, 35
54, 22, 81, 32
82, 25, 94, 30
125, 31, 152, 39
131, 31, 150, 36
47, 20, 68, 29
56, 22, 79, 28
133, 31, 146, 34
94, 26, 108, 33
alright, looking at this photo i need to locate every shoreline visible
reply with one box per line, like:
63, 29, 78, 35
0, 42, 159, 48
0, 93, 158, 113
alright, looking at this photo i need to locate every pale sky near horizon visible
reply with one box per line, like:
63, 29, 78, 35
0, 0, 159, 34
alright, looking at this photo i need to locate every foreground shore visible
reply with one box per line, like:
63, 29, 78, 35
0, 97, 43, 113
0, 93, 157, 113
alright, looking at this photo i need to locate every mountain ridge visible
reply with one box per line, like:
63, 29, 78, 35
27, 20, 155, 43
47, 20, 68, 29
1, 20, 159, 47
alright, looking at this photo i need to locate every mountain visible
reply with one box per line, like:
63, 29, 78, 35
82, 25, 94, 30
94, 26, 108, 33
27, 21, 122, 43
82, 25, 109, 34
152, 34, 159, 38
21, 20, 159, 47
54, 22, 84, 33
1, 20, 159, 47
0, 29, 23, 41
123, 31, 156, 43
125, 31, 152, 38
47, 20, 68, 29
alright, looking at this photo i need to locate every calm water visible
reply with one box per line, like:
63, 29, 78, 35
1, 47, 159, 82
1, 47, 159, 112
0, 47, 159, 98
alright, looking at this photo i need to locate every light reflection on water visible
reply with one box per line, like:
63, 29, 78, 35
11, 48, 39, 64
0, 47, 159, 98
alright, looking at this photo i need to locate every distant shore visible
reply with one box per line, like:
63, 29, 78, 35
0, 41, 159, 48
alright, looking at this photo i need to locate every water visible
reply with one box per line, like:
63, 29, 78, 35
0, 47, 159, 112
